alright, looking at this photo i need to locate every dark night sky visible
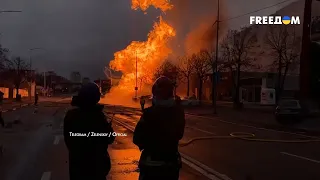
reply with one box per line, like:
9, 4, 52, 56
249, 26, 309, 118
0, 0, 295, 80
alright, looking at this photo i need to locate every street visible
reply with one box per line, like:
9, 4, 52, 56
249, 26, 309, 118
104, 104, 320, 180
0, 98, 320, 180
0, 98, 207, 180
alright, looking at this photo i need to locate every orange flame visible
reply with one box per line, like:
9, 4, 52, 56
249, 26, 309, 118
131, 0, 173, 12
109, 16, 175, 92
107, 0, 175, 98
101, 0, 175, 107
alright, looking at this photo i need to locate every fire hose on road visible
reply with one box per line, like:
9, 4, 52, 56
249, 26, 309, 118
105, 112, 320, 146
179, 132, 320, 147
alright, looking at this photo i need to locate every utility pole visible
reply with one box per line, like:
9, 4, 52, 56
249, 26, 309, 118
43, 71, 46, 96
213, 0, 220, 114
29, 53, 32, 100
135, 51, 138, 98
29, 48, 46, 98
100, 78, 102, 93
299, 0, 313, 99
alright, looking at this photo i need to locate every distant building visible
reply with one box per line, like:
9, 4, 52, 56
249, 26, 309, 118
70, 72, 82, 83
82, 77, 90, 84
0, 69, 36, 98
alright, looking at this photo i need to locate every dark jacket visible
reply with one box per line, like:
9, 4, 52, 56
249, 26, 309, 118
133, 99, 185, 163
64, 104, 115, 180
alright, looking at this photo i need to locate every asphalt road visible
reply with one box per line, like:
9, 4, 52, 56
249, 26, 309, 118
104, 104, 320, 180
0, 99, 207, 180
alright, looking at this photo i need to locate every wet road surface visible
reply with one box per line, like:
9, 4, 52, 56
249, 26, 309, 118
0, 100, 207, 180
104, 104, 320, 180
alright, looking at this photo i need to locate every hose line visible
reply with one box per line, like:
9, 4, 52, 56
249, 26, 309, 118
179, 132, 320, 147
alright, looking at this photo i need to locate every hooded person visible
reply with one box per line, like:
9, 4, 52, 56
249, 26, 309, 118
64, 82, 115, 180
133, 76, 185, 180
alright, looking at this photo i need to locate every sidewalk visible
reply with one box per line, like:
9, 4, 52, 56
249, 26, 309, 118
1, 98, 34, 112
203, 100, 274, 113
185, 105, 320, 136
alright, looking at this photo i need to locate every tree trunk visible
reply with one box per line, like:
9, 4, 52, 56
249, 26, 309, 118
280, 64, 289, 99
234, 63, 241, 108
186, 76, 190, 97
277, 55, 282, 103
211, 73, 216, 106
198, 76, 203, 105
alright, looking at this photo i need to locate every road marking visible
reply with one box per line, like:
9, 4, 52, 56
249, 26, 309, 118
41, 172, 51, 180
110, 115, 232, 180
12, 108, 16, 110
21, 104, 28, 107
182, 153, 232, 180
186, 126, 216, 135
2, 110, 8, 113
281, 152, 320, 164
53, 136, 60, 145
185, 114, 320, 139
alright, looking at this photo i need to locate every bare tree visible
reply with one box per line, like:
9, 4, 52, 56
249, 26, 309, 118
192, 51, 210, 104
0, 44, 9, 72
265, 25, 300, 102
177, 56, 194, 97
4, 57, 30, 99
220, 27, 258, 108
154, 60, 181, 93
200, 49, 226, 105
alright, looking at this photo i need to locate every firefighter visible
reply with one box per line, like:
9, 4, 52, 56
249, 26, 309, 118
133, 76, 185, 180
140, 96, 146, 111
64, 83, 115, 180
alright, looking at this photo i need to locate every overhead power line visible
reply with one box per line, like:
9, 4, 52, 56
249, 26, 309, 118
184, 0, 295, 54
221, 0, 295, 22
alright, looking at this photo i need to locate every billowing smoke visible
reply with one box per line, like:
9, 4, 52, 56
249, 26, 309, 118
165, 0, 229, 57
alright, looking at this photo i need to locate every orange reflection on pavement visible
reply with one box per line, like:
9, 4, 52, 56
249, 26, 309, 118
107, 149, 140, 180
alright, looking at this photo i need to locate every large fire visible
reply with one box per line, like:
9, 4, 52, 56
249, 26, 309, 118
101, 0, 227, 107
109, 16, 175, 91
131, 0, 173, 12
108, 0, 175, 94
100, 0, 175, 107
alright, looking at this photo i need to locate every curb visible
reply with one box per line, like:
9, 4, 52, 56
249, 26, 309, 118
1, 103, 33, 113
185, 113, 320, 136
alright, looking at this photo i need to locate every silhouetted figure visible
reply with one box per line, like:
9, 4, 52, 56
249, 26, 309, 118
0, 91, 4, 127
133, 76, 185, 180
34, 92, 39, 106
175, 95, 181, 105
64, 83, 115, 180
140, 96, 146, 111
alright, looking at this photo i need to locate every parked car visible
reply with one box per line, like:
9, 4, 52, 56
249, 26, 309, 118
181, 96, 200, 106
275, 99, 303, 123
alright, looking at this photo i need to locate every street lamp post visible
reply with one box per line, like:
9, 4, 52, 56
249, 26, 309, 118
135, 51, 138, 99
29, 48, 46, 97
104, 67, 113, 86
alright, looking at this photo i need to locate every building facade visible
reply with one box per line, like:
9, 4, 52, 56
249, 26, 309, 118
70, 71, 82, 83
188, 71, 299, 103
